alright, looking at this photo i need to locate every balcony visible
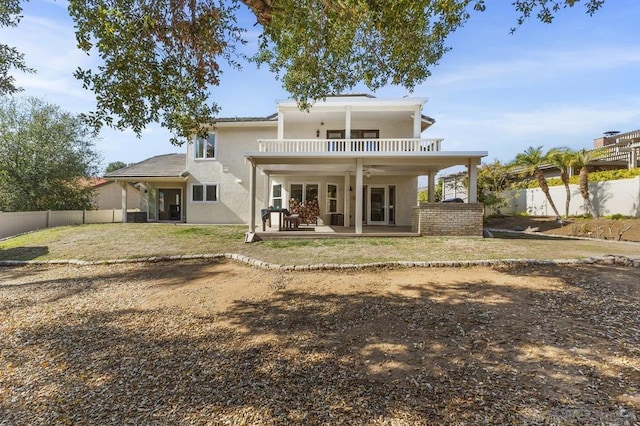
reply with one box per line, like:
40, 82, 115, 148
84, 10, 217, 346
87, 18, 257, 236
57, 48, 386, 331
257, 138, 443, 154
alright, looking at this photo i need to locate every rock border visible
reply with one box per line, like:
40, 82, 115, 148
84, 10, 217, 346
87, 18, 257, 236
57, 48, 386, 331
1, 253, 638, 269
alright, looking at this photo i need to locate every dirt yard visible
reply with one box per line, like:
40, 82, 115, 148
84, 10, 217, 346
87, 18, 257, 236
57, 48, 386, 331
485, 216, 640, 242
1, 260, 639, 424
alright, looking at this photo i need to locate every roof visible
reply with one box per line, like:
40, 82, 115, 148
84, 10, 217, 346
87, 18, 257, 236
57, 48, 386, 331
214, 113, 278, 123
213, 95, 435, 126
104, 154, 188, 179
86, 177, 109, 188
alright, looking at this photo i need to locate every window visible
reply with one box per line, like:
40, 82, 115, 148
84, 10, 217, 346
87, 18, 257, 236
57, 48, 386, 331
327, 184, 338, 213
290, 183, 318, 203
192, 183, 218, 202
327, 130, 346, 152
195, 133, 216, 159
305, 184, 319, 202
353, 129, 379, 151
327, 129, 379, 152
271, 184, 282, 209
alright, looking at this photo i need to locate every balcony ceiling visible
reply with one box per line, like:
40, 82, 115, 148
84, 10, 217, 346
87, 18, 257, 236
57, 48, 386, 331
283, 109, 414, 124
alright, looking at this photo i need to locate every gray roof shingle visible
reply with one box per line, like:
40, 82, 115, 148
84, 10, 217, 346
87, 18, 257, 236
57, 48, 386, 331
104, 154, 187, 178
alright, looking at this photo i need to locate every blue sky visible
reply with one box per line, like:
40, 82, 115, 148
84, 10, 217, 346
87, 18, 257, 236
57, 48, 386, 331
2, 1, 639, 174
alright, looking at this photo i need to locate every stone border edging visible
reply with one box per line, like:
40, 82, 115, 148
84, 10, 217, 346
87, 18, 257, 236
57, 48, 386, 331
1, 253, 639, 269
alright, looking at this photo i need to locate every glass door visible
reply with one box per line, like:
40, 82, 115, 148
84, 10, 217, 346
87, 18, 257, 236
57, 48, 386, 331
368, 186, 386, 225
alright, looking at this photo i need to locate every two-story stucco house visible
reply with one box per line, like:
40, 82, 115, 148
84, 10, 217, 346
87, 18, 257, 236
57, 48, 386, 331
105, 94, 487, 236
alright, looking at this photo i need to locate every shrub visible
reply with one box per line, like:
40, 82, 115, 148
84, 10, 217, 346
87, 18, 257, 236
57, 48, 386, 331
512, 167, 640, 189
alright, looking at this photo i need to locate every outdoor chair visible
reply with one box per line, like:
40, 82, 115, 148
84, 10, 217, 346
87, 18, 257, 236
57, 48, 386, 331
261, 208, 271, 231
282, 209, 300, 229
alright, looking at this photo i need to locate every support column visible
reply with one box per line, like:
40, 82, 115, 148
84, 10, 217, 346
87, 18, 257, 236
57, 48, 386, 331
119, 181, 127, 223
249, 161, 257, 232
413, 106, 422, 138
427, 172, 435, 203
355, 158, 363, 234
343, 173, 350, 227
277, 111, 284, 140
467, 159, 479, 203
264, 173, 270, 208
345, 106, 352, 141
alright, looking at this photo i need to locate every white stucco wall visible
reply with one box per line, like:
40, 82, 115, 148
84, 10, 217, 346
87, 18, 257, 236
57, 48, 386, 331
93, 183, 142, 210
283, 117, 414, 139
185, 125, 277, 224
494, 177, 640, 218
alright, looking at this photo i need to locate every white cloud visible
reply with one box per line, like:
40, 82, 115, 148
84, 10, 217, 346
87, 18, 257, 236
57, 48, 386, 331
429, 44, 640, 88
432, 100, 640, 162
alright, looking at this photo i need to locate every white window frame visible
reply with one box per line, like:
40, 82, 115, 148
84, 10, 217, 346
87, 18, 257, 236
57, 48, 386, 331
191, 183, 219, 203
326, 183, 338, 213
289, 182, 320, 204
194, 133, 216, 160
271, 183, 283, 209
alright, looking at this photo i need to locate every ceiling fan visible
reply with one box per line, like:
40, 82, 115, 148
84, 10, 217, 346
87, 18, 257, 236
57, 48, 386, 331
363, 166, 385, 177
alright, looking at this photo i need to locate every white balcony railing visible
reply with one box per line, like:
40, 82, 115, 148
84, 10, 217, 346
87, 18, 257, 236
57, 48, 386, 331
257, 138, 443, 154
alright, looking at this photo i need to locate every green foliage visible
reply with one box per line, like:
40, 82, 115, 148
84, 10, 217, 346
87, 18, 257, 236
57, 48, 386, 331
605, 213, 629, 220
511, 0, 605, 29
255, 0, 471, 105
0, 97, 100, 211
2, 0, 607, 142
263, 237, 396, 250
68, 0, 247, 144
477, 160, 511, 213
513, 167, 640, 188
418, 181, 442, 203
0, 0, 35, 95
105, 161, 129, 174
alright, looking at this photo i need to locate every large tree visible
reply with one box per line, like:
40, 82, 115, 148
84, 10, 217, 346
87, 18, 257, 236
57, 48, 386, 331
514, 146, 561, 219
0, 97, 100, 212
1, 1, 607, 143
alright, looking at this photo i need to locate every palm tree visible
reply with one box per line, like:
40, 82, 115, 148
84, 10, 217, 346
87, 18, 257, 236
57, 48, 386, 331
573, 149, 601, 218
547, 148, 576, 218
514, 146, 561, 219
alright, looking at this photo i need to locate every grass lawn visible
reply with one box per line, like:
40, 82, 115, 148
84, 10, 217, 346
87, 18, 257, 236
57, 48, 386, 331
1, 223, 639, 264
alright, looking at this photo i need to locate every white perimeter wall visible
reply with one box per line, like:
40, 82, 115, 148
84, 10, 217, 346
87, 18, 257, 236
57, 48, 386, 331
0, 209, 124, 240
494, 177, 640, 217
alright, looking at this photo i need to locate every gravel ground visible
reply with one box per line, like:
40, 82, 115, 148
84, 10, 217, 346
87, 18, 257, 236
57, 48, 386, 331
1, 260, 639, 425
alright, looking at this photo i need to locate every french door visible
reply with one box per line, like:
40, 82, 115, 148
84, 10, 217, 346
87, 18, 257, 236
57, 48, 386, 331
367, 185, 395, 225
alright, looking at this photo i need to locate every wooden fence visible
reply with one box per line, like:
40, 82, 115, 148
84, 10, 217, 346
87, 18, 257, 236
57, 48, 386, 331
0, 209, 124, 240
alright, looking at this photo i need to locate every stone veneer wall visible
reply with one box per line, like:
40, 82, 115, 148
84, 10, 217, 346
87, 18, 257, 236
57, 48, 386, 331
412, 203, 484, 236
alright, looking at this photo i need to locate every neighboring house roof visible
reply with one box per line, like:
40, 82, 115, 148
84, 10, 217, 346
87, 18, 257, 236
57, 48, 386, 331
89, 177, 111, 188
104, 154, 188, 179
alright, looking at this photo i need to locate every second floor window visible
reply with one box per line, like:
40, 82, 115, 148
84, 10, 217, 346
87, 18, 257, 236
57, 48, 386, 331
195, 133, 216, 159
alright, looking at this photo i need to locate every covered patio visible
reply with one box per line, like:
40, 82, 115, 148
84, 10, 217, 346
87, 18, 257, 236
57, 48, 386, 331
244, 147, 487, 236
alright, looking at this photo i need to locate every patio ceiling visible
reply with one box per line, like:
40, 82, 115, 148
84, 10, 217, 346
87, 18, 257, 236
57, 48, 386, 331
245, 151, 487, 176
